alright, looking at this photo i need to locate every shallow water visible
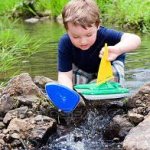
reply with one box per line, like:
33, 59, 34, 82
1, 21, 150, 94
42, 104, 125, 150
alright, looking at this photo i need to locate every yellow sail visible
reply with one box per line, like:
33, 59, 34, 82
96, 43, 114, 84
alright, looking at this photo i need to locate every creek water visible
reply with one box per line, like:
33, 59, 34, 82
2, 20, 150, 150
43, 104, 126, 150
1, 20, 150, 92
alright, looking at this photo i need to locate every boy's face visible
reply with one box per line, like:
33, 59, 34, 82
67, 22, 98, 50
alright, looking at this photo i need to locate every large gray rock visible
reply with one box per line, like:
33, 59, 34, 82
3, 115, 56, 148
127, 83, 150, 108
1, 73, 45, 97
3, 106, 28, 124
0, 73, 47, 114
123, 115, 150, 150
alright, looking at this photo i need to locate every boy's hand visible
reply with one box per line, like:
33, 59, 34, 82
99, 46, 121, 61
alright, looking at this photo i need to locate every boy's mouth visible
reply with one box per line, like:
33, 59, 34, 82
80, 44, 89, 50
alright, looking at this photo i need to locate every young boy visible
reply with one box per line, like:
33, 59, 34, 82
58, 0, 141, 90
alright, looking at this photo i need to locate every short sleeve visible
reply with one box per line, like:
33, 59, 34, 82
105, 28, 123, 45
58, 34, 73, 72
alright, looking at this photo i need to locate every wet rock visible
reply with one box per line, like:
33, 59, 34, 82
28, 115, 57, 147
0, 133, 5, 140
128, 111, 144, 125
34, 75, 55, 89
1, 73, 45, 97
25, 17, 39, 23
0, 94, 17, 115
103, 122, 120, 140
113, 115, 134, 138
10, 139, 23, 149
4, 115, 56, 148
0, 137, 5, 150
0, 73, 48, 115
14, 95, 40, 106
133, 107, 147, 115
7, 118, 32, 133
127, 82, 150, 108
10, 133, 20, 139
0, 73, 60, 149
123, 115, 150, 150
3, 106, 28, 124
0, 122, 5, 129
34, 115, 52, 122
104, 115, 134, 140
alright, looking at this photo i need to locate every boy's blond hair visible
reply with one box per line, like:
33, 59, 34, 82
62, 0, 100, 29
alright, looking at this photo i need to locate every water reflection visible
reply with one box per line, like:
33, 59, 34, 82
124, 34, 150, 93
21, 21, 150, 94
1, 21, 150, 92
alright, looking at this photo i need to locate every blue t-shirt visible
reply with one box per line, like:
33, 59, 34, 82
58, 26, 125, 73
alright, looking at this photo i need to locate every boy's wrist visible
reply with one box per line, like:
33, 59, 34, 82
115, 44, 124, 55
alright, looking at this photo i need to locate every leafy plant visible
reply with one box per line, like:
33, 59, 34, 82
105, 0, 150, 32
0, 0, 20, 16
0, 18, 43, 74
49, 0, 68, 18
35, 0, 51, 12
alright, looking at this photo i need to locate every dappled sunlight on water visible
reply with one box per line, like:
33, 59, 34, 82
1, 21, 150, 93
124, 34, 150, 94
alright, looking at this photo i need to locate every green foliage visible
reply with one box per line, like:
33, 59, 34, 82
105, 0, 150, 32
34, 0, 69, 17
49, 0, 69, 17
0, 0, 20, 15
35, 0, 52, 12
0, 18, 42, 74
96, 0, 111, 13
0, 0, 38, 18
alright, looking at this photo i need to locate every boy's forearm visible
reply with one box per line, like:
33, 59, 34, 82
58, 71, 73, 89
115, 33, 141, 55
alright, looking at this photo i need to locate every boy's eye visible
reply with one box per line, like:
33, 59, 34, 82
73, 36, 79, 39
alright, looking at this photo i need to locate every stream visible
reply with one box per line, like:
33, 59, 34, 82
44, 104, 126, 150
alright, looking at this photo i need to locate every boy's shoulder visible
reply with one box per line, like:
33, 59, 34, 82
98, 26, 120, 34
98, 26, 123, 38
59, 33, 73, 48
60, 34, 70, 42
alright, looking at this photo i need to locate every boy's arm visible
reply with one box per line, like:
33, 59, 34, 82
100, 33, 141, 61
58, 70, 73, 89
115, 33, 141, 54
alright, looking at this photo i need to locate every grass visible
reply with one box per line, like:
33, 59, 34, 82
35, 0, 68, 18
0, 17, 43, 75
104, 0, 150, 32
0, 0, 20, 16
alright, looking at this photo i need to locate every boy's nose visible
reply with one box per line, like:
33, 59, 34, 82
80, 38, 87, 45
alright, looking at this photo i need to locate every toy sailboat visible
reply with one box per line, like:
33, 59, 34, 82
74, 43, 129, 100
